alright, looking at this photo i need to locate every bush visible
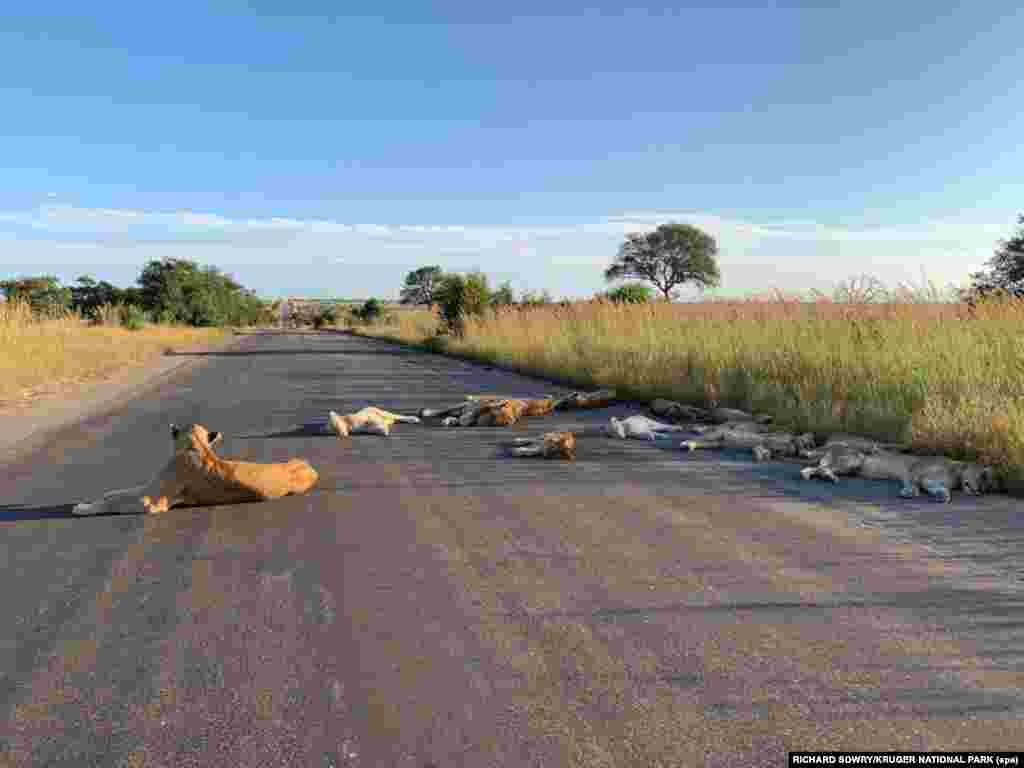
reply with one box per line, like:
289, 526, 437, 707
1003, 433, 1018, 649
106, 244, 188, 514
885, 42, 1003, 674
435, 272, 491, 334
121, 304, 147, 331
605, 282, 653, 304
351, 298, 384, 324
313, 305, 338, 329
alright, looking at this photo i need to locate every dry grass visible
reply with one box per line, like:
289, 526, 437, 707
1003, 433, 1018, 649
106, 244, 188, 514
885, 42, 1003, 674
357, 293, 1024, 483
0, 300, 230, 408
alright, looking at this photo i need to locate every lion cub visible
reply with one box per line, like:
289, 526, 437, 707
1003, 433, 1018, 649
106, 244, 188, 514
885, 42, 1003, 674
73, 424, 319, 516
328, 406, 421, 437
504, 432, 577, 460
800, 443, 997, 503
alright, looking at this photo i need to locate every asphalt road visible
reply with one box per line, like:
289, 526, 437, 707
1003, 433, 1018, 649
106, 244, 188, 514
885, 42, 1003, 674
1, 330, 1022, 767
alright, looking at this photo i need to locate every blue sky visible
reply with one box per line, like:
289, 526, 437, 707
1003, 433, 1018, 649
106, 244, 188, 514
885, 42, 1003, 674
1, 1, 1022, 299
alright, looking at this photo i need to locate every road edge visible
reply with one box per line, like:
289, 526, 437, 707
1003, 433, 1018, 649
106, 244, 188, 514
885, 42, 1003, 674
0, 334, 247, 464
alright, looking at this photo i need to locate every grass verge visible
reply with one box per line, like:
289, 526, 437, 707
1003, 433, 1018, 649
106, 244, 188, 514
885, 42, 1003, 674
353, 298, 1024, 492
0, 301, 232, 410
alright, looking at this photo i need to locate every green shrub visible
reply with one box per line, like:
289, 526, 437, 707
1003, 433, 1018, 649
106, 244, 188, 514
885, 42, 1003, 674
435, 272, 490, 335
313, 305, 338, 329
605, 282, 653, 304
121, 304, 147, 331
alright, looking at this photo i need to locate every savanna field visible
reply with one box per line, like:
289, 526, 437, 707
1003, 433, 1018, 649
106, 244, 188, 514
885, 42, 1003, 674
0, 300, 230, 409
355, 293, 1024, 487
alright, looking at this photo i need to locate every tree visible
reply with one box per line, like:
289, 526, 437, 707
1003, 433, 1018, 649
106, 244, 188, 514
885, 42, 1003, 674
0, 275, 71, 317
969, 214, 1024, 298
434, 271, 491, 334
605, 222, 721, 301
490, 281, 516, 307
69, 275, 133, 320
135, 258, 264, 327
604, 282, 653, 304
400, 265, 444, 306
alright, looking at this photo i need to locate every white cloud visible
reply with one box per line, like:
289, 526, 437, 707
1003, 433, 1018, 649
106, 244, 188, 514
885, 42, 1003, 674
0, 202, 1010, 298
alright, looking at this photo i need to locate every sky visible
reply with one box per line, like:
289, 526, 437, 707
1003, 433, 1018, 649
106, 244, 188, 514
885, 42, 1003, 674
1, 1, 1022, 300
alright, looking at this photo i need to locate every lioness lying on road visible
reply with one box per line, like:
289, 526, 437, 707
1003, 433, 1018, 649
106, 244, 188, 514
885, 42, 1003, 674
420, 396, 557, 427
328, 406, 421, 437
552, 389, 617, 411
649, 398, 772, 426
800, 443, 997, 502
73, 424, 319, 516
581, 414, 688, 441
681, 423, 817, 462
504, 432, 577, 460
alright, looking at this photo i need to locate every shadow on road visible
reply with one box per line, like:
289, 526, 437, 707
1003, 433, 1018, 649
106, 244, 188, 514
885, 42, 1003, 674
165, 348, 418, 357
232, 423, 331, 439
0, 503, 82, 522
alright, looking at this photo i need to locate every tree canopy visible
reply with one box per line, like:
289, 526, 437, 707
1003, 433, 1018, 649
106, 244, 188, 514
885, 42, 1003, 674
605, 222, 721, 301
969, 213, 1024, 298
399, 265, 444, 306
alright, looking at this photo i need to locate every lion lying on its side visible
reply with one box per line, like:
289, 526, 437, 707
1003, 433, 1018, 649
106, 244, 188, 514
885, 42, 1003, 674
420, 396, 557, 427
73, 424, 319, 516
328, 406, 421, 437
419, 389, 617, 427
503, 432, 577, 460
681, 422, 817, 462
800, 442, 997, 503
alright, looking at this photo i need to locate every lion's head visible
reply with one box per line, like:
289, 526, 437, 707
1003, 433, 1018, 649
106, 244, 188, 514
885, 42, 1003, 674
170, 423, 223, 453
961, 463, 998, 495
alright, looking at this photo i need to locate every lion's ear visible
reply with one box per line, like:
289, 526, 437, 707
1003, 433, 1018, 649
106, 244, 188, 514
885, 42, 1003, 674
207, 431, 223, 446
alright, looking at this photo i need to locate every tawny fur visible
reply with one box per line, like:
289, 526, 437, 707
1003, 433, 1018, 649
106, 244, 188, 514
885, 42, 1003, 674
800, 444, 997, 502
328, 406, 421, 437
73, 424, 319, 516
421, 396, 556, 427
504, 432, 577, 460
552, 389, 617, 411
681, 423, 816, 461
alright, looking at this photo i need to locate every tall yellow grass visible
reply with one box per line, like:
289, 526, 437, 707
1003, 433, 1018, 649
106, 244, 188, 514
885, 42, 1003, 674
0, 300, 230, 407
358, 296, 1024, 480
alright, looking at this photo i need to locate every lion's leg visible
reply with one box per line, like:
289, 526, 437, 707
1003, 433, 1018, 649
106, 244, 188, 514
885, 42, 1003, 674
420, 403, 468, 419
920, 479, 952, 503
74, 484, 169, 516
644, 416, 687, 434
369, 408, 420, 424
681, 438, 724, 452
507, 443, 544, 457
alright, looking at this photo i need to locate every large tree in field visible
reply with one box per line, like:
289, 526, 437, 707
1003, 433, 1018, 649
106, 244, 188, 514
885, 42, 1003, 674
605, 222, 721, 301
969, 213, 1024, 298
400, 265, 444, 306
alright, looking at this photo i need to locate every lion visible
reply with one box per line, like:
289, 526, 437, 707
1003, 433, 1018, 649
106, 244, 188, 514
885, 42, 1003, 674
577, 414, 689, 441
649, 399, 710, 424
552, 389, 617, 411
420, 396, 556, 427
328, 406, 421, 437
800, 443, 997, 502
72, 423, 319, 516
504, 431, 577, 460
679, 422, 816, 462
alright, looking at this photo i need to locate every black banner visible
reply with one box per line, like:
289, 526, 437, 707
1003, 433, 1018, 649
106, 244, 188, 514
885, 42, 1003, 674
789, 754, 1022, 767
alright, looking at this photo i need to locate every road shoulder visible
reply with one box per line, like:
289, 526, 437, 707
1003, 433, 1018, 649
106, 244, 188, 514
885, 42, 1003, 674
0, 335, 245, 464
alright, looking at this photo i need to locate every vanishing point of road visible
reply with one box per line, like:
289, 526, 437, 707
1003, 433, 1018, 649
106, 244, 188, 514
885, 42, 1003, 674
1, 330, 1022, 766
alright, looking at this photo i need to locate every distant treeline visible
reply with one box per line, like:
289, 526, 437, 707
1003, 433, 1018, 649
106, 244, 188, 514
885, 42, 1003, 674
0, 258, 276, 327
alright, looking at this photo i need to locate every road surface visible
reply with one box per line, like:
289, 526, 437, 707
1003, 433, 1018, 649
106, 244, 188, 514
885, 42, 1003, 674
1, 330, 1022, 767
